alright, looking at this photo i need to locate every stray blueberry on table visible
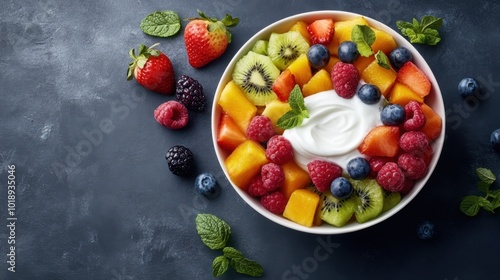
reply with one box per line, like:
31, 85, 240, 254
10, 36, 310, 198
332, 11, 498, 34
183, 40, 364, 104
357, 83, 382, 104
417, 221, 436, 240
307, 44, 331, 69
457, 77, 481, 98
491, 128, 500, 153
194, 173, 219, 198
380, 104, 406, 126
337, 41, 359, 63
389, 46, 413, 70
166, 145, 194, 176
330, 177, 353, 200
347, 157, 371, 179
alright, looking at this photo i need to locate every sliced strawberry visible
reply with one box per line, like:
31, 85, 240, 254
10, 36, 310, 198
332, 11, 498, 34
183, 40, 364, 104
307, 19, 335, 45
359, 126, 401, 157
272, 69, 296, 102
396, 61, 431, 97
217, 113, 247, 151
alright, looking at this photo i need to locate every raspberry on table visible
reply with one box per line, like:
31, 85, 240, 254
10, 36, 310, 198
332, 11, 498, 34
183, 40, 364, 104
246, 115, 275, 143
376, 162, 405, 192
247, 175, 269, 197
307, 160, 343, 192
154, 100, 189, 129
261, 163, 284, 191
397, 153, 428, 180
399, 131, 431, 154
266, 135, 294, 165
404, 101, 426, 131
165, 145, 194, 176
331, 61, 360, 98
261, 191, 287, 214
175, 75, 207, 112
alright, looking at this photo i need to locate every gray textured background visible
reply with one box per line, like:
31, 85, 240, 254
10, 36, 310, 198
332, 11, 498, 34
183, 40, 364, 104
1, 0, 500, 279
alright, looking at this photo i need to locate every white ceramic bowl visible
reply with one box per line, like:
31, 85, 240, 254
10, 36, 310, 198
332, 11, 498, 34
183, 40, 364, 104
211, 11, 445, 234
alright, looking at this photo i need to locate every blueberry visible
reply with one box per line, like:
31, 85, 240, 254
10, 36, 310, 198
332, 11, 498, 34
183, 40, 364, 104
346, 157, 371, 180
417, 221, 436, 240
330, 177, 353, 200
380, 104, 406, 126
389, 47, 413, 70
194, 173, 219, 198
337, 41, 359, 63
307, 44, 330, 69
458, 77, 481, 98
357, 84, 382, 104
491, 128, 500, 153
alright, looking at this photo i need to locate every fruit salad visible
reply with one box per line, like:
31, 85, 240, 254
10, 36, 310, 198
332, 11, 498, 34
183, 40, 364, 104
214, 15, 443, 229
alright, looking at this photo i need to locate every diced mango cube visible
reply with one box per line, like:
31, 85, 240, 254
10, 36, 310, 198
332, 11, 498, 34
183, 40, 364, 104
289, 21, 311, 45
281, 160, 312, 199
302, 69, 333, 97
283, 189, 320, 228
225, 140, 268, 191
286, 53, 312, 87
261, 100, 292, 134
372, 28, 398, 55
361, 60, 397, 97
218, 81, 257, 132
328, 17, 370, 56
353, 55, 375, 73
421, 103, 443, 141
388, 82, 424, 106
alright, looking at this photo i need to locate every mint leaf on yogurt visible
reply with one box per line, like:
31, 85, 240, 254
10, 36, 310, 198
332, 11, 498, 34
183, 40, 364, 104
140, 10, 181, 38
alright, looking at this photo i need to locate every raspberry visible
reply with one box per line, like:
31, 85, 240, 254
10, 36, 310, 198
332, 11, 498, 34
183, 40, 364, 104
261, 163, 284, 191
404, 101, 426, 131
266, 135, 294, 165
175, 75, 206, 112
154, 101, 189, 129
246, 116, 275, 143
399, 131, 431, 154
331, 61, 360, 98
400, 179, 415, 194
376, 162, 405, 192
261, 191, 287, 214
397, 153, 428, 180
165, 145, 194, 176
307, 160, 342, 192
369, 156, 394, 177
247, 175, 269, 197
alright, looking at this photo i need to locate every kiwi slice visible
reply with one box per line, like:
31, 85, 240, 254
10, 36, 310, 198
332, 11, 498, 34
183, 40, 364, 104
382, 190, 401, 212
232, 51, 280, 106
350, 179, 384, 223
251, 40, 269, 55
319, 190, 357, 227
267, 31, 310, 70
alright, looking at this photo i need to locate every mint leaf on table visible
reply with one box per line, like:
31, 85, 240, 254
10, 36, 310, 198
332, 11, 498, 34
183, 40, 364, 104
476, 167, 496, 185
460, 167, 500, 216
140, 11, 181, 38
460, 196, 482, 217
277, 85, 309, 130
223, 247, 244, 259
195, 213, 231, 250
351, 25, 376, 57
230, 257, 264, 277
375, 50, 391, 69
212, 256, 229, 277
396, 15, 442, 46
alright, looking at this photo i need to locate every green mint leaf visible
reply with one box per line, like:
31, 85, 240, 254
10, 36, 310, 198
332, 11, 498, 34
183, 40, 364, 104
478, 197, 494, 212
230, 257, 264, 277
277, 111, 304, 130
477, 181, 491, 195
288, 85, 307, 113
375, 50, 391, 69
195, 214, 231, 250
351, 25, 376, 57
277, 85, 309, 130
396, 20, 413, 31
491, 189, 500, 198
396, 15, 442, 46
140, 11, 181, 38
460, 196, 482, 216
212, 256, 229, 277
223, 247, 244, 259
491, 193, 500, 210
420, 16, 443, 31
476, 168, 496, 185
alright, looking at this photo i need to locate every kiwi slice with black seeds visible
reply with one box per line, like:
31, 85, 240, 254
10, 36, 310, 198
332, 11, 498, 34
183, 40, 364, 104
251, 40, 269, 55
318, 190, 356, 227
232, 51, 280, 106
350, 179, 385, 223
267, 31, 310, 70
382, 190, 401, 212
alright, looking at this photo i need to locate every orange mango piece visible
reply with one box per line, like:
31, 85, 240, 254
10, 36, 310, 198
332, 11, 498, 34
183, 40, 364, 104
302, 69, 333, 97
225, 140, 268, 191
281, 160, 312, 199
218, 81, 257, 132
283, 189, 320, 228
388, 82, 424, 106
361, 60, 397, 97
287, 53, 312, 87
421, 103, 443, 141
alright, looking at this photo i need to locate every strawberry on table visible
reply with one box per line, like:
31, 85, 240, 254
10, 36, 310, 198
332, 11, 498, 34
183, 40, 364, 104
184, 10, 239, 68
307, 18, 335, 45
127, 43, 175, 94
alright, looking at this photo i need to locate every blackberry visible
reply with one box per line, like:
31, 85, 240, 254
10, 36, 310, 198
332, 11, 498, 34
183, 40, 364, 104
166, 145, 194, 176
175, 75, 206, 112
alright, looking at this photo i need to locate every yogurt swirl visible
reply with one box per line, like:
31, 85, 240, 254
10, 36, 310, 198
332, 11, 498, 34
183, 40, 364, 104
282, 90, 384, 170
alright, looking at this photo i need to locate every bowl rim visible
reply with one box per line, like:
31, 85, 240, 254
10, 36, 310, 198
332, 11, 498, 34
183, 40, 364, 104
211, 10, 446, 234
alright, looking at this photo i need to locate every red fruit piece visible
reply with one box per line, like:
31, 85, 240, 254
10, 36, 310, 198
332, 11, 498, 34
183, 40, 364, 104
272, 69, 296, 102
307, 19, 335, 45
307, 160, 343, 192
400, 179, 415, 194
154, 101, 189, 129
397, 153, 428, 180
261, 191, 288, 214
369, 156, 395, 177
246, 115, 275, 142
247, 175, 269, 197
217, 113, 247, 151
261, 163, 284, 191
127, 44, 175, 94
359, 126, 401, 157
404, 101, 426, 131
376, 162, 405, 192
396, 61, 431, 98
399, 131, 431, 154
266, 135, 294, 165
332, 62, 360, 98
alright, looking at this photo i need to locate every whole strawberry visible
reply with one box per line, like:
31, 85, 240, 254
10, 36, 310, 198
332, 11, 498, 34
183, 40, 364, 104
127, 43, 175, 94
184, 10, 239, 68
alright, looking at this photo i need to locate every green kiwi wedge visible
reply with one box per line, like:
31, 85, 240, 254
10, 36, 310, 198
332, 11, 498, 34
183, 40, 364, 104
382, 190, 401, 212
251, 40, 269, 55
232, 51, 280, 106
318, 190, 357, 227
350, 179, 385, 223
267, 31, 310, 70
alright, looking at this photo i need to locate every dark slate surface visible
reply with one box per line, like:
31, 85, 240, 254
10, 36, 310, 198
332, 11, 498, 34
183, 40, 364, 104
1, 0, 500, 279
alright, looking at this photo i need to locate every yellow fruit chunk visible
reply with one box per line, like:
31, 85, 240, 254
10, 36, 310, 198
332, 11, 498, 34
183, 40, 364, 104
353, 55, 375, 73
281, 160, 312, 199
361, 60, 397, 97
372, 28, 397, 55
328, 17, 369, 56
388, 82, 424, 106
289, 21, 311, 45
283, 189, 320, 228
261, 100, 292, 134
218, 81, 257, 132
421, 103, 443, 141
302, 69, 333, 97
287, 53, 312, 87
225, 140, 268, 191
323, 55, 340, 74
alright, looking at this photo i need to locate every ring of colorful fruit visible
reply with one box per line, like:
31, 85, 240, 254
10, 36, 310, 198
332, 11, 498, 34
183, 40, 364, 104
211, 11, 445, 234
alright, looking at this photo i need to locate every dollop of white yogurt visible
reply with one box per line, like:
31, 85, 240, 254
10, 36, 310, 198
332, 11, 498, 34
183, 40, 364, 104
282, 90, 384, 170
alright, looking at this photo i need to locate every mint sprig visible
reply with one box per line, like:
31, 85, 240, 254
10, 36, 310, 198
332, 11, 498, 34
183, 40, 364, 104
351, 25, 376, 57
140, 10, 181, 38
277, 85, 309, 130
195, 214, 264, 278
460, 168, 500, 216
375, 50, 391, 69
396, 15, 442, 46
